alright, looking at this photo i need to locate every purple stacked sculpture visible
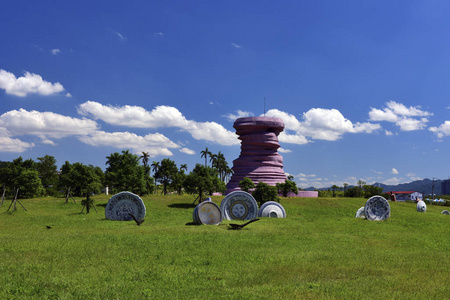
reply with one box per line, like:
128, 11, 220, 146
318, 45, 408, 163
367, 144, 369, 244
226, 117, 287, 194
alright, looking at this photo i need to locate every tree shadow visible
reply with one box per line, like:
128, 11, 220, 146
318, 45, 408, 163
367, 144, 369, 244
167, 203, 196, 209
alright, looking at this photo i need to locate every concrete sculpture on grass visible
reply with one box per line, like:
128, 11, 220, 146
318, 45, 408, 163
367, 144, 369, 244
226, 117, 287, 194
416, 200, 427, 212
258, 201, 286, 218
364, 196, 390, 221
220, 191, 258, 221
105, 191, 146, 221
193, 201, 222, 225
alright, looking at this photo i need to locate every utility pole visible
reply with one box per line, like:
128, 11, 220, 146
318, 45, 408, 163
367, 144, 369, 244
431, 177, 435, 200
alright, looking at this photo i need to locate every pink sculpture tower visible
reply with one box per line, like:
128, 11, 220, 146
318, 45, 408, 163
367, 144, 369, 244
226, 117, 287, 194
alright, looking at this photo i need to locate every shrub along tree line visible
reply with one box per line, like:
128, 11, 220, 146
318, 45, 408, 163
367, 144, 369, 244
0, 149, 231, 200
238, 177, 299, 206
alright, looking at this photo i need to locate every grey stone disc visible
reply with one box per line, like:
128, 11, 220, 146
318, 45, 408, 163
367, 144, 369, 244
441, 210, 450, 215
258, 201, 286, 218
220, 191, 258, 220
193, 201, 222, 225
355, 206, 365, 218
105, 191, 146, 221
416, 200, 427, 212
364, 196, 390, 221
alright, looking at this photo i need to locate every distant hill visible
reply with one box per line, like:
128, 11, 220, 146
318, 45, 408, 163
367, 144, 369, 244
373, 178, 442, 195
305, 178, 444, 195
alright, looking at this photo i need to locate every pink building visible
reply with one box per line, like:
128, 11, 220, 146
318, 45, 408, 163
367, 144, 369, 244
226, 117, 287, 194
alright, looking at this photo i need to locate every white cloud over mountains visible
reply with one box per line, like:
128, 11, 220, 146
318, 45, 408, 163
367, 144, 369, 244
264, 108, 380, 144
369, 101, 432, 131
0, 69, 67, 97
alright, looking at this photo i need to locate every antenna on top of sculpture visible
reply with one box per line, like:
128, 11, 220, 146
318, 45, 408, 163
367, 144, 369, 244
264, 97, 266, 116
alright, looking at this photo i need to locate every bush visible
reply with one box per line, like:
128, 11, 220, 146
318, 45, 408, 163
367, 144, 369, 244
238, 177, 255, 193
252, 182, 279, 206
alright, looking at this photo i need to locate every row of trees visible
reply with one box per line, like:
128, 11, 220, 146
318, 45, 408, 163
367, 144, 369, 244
0, 149, 230, 200
321, 180, 384, 198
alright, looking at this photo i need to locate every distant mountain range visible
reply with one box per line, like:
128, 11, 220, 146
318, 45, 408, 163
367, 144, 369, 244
305, 178, 446, 195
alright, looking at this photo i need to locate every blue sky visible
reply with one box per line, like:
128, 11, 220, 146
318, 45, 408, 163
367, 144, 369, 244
1, 0, 450, 188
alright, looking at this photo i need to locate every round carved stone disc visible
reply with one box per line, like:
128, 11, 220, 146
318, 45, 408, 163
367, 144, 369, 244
105, 191, 146, 221
258, 201, 286, 218
441, 210, 450, 215
364, 196, 390, 221
220, 191, 258, 220
416, 200, 427, 212
193, 201, 222, 225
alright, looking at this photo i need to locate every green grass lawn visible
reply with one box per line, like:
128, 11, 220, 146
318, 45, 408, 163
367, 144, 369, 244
1, 195, 449, 299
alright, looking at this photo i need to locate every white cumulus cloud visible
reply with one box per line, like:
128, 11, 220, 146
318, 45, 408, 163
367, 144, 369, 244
264, 108, 379, 144
0, 69, 66, 97
369, 101, 432, 131
51, 49, 61, 55
0, 109, 98, 144
179, 147, 195, 155
77, 101, 239, 146
0, 137, 35, 152
392, 168, 399, 174
223, 110, 254, 122
429, 121, 450, 138
78, 131, 177, 157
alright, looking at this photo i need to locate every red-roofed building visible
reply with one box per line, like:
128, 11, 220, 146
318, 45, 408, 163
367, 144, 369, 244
389, 191, 423, 202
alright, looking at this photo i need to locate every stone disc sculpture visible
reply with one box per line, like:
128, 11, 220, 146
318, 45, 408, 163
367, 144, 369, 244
364, 196, 390, 221
416, 200, 427, 213
193, 201, 222, 225
355, 206, 365, 218
441, 210, 450, 215
220, 191, 258, 220
258, 201, 286, 218
105, 191, 146, 221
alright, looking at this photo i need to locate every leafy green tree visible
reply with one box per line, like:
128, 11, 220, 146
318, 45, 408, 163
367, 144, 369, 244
0, 158, 43, 199
184, 164, 224, 202
344, 186, 363, 198
239, 177, 255, 193
253, 181, 279, 206
363, 185, 384, 198
59, 162, 103, 197
37, 155, 59, 196
276, 179, 299, 197
331, 185, 340, 197
105, 150, 148, 195
14, 169, 44, 199
171, 170, 186, 195
154, 158, 178, 195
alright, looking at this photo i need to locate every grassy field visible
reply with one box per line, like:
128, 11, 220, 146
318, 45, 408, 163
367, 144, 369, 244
0, 194, 449, 299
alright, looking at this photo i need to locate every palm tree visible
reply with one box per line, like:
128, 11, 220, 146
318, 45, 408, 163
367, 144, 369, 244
331, 185, 339, 197
180, 164, 188, 173
357, 180, 366, 198
139, 152, 150, 167
200, 147, 211, 167
151, 161, 160, 175
151, 161, 160, 194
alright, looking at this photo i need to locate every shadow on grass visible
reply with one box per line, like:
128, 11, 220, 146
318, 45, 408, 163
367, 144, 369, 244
168, 203, 196, 209
185, 222, 198, 226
